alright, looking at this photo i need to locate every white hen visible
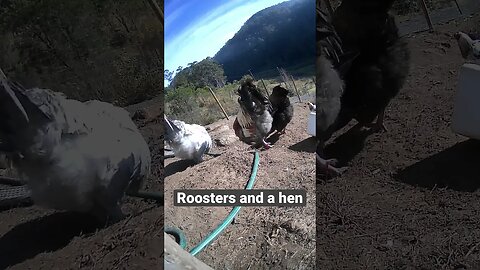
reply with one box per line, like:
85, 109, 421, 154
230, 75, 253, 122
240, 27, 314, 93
164, 116, 212, 163
0, 70, 151, 223
455, 32, 480, 64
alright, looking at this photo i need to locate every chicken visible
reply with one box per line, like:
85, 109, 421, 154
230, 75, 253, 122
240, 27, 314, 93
316, 5, 355, 176
164, 115, 212, 163
331, 0, 410, 133
0, 69, 152, 224
455, 32, 480, 63
268, 85, 294, 136
233, 77, 273, 149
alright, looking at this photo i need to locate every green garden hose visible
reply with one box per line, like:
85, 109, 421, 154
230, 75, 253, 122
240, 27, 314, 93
165, 226, 187, 249
165, 151, 260, 255
189, 151, 260, 256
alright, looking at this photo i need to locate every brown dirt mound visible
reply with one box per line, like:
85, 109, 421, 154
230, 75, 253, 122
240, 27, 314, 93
0, 117, 164, 270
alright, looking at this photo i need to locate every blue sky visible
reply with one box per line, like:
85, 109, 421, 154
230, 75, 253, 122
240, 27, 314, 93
165, 0, 288, 84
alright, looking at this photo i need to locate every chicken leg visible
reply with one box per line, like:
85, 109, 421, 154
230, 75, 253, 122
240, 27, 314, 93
316, 154, 345, 176
262, 139, 272, 150
246, 138, 273, 151
316, 139, 346, 177
365, 109, 388, 133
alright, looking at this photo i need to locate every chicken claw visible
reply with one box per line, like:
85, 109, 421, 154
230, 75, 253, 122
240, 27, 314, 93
316, 154, 346, 177
366, 110, 388, 133
262, 139, 273, 150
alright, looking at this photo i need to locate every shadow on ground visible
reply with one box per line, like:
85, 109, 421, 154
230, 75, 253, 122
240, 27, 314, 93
0, 212, 100, 269
164, 159, 196, 178
0, 201, 33, 214
289, 137, 317, 153
395, 139, 480, 192
323, 126, 374, 167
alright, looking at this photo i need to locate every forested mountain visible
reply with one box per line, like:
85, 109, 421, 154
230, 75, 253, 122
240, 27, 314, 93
168, 57, 226, 89
214, 0, 315, 81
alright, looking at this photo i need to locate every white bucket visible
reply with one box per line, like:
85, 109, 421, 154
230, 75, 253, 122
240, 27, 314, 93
451, 63, 480, 140
307, 111, 316, 136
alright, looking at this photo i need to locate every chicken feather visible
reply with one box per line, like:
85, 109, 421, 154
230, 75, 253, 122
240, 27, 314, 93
0, 74, 150, 223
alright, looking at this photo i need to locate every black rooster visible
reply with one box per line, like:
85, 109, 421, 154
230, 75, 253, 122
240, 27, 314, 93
268, 85, 294, 137
233, 78, 273, 149
316, 0, 410, 176
331, 0, 410, 133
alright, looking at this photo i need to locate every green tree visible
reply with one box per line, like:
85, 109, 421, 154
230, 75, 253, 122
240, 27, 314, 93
171, 57, 226, 89
0, 0, 163, 106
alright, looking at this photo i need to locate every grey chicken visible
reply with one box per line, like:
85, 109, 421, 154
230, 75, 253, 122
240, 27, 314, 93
0, 69, 154, 224
233, 78, 273, 149
455, 32, 480, 63
316, 4, 355, 176
164, 115, 212, 163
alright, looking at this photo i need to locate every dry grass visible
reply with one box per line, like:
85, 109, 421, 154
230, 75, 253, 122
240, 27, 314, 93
165, 76, 315, 126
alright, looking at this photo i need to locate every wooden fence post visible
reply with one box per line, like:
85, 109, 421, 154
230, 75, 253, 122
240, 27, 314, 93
418, 0, 434, 31
207, 87, 229, 120
147, 0, 164, 26
453, 0, 462, 14
290, 75, 302, 103
260, 79, 270, 96
249, 70, 269, 96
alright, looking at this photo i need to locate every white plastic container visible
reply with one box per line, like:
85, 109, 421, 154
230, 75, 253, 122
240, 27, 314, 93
451, 63, 480, 139
307, 111, 316, 136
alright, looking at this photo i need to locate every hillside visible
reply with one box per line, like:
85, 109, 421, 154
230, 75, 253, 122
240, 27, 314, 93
213, 0, 315, 81
0, 0, 163, 106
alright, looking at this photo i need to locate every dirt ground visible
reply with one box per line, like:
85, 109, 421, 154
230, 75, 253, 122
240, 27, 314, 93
0, 8, 479, 270
0, 109, 165, 270
164, 101, 316, 269
317, 13, 480, 270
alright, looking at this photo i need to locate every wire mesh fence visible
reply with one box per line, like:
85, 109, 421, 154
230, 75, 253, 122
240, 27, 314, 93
323, 0, 479, 36
164, 70, 315, 126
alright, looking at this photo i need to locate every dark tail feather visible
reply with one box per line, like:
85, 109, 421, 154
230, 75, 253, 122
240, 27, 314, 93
164, 115, 181, 140
238, 78, 271, 115
0, 69, 51, 149
0, 69, 29, 127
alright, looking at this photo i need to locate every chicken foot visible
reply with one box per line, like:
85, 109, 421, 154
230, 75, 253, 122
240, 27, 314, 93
364, 109, 388, 132
247, 138, 273, 152
262, 139, 273, 150
316, 153, 346, 177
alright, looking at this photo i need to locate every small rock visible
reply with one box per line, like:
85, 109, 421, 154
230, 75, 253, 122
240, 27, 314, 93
386, 240, 394, 247
132, 109, 147, 120
214, 134, 238, 147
